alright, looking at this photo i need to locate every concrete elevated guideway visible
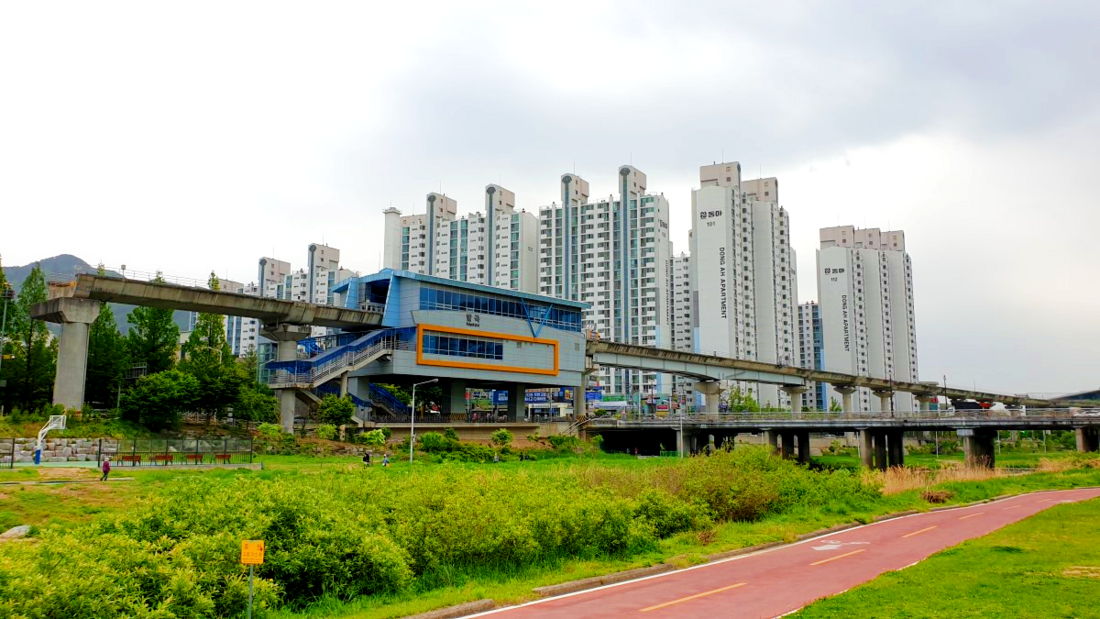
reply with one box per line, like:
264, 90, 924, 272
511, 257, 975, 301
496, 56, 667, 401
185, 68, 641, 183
587, 340, 1096, 410
27, 270, 1093, 442
31, 273, 384, 411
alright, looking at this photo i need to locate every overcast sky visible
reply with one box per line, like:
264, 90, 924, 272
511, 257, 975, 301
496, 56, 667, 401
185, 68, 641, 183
2, 1, 1097, 395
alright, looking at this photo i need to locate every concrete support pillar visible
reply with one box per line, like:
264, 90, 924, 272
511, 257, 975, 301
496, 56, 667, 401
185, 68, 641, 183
695, 381, 721, 417
796, 430, 811, 464
764, 429, 779, 455
875, 392, 894, 415
887, 430, 905, 468
783, 386, 808, 414
675, 429, 684, 456
35, 298, 101, 410
505, 383, 524, 422
917, 397, 932, 413
446, 379, 466, 417
832, 385, 856, 414
859, 429, 874, 468
780, 432, 796, 459
573, 385, 586, 418
340, 372, 349, 397
1076, 427, 1099, 453
874, 432, 888, 471
964, 429, 997, 468
262, 323, 312, 432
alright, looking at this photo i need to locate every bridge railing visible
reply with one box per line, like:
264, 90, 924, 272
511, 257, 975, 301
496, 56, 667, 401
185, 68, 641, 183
586, 408, 1100, 425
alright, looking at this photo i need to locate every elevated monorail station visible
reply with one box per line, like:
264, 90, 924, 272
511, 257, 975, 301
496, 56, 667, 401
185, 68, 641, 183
265, 270, 589, 430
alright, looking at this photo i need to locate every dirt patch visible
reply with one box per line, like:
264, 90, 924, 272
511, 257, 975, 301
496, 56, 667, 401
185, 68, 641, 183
1063, 566, 1100, 579
34, 468, 99, 481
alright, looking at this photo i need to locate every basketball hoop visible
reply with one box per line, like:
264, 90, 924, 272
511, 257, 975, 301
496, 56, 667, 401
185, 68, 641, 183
35, 415, 67, 463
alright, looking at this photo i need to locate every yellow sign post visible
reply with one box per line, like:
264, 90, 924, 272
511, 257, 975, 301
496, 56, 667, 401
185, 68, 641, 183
241, 540, 264, 618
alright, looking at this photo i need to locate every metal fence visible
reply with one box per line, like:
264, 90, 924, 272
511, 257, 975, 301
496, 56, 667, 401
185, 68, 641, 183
587, 408, 1100, 426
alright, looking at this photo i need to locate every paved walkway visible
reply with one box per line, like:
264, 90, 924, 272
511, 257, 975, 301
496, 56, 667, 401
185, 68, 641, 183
469, 488, 1100, 619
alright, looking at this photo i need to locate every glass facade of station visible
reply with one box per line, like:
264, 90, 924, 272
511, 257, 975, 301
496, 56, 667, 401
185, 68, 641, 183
419, 286, 582, 332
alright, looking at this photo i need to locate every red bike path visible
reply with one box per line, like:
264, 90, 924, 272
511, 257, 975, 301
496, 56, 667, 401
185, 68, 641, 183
467, 488, 1100, 619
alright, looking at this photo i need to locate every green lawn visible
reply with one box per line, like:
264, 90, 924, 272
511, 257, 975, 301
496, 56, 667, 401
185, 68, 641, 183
792, 497, 1100, 618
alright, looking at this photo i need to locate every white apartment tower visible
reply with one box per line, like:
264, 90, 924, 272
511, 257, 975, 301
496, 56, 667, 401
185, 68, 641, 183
539, 166, 674, 398
382, 188, 539, 293
689, 162, 799, 409
671, 252, 695, 403
817, 225, 918, 412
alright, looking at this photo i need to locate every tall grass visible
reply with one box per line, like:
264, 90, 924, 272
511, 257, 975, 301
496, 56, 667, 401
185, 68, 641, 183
868, 461, 1007, 495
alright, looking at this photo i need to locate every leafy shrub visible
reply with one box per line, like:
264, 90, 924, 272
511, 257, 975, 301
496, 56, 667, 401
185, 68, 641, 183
380, 426, 393, 440
360, 429, 386, 447
490, 428, 513, 447
257, 423, 283, 439
443, 427, 459, 441
418, 431, 458, 453
316, 424, 337, 441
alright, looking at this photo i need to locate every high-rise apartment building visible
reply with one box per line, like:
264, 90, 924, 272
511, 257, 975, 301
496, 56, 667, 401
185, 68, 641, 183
258, 257, 292, 300
817, 225, 918, 412
797, 301, 827, 411
688, 162, 799, 409
539, 166, 674, 398
382, 187, 539, 292
671, 251, 695, 404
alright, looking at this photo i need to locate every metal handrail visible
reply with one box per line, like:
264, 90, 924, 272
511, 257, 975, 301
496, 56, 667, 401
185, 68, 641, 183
585, 408, 1100, 425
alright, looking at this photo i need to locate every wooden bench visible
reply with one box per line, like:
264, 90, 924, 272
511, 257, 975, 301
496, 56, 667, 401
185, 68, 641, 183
120, 455, 142, 466
152, 454, 174, 465
185, 454, 205, 464
213, 454, 232, 464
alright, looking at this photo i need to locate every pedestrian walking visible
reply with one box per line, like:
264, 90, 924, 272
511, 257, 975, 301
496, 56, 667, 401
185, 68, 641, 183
100, 456, 111, 482
362, 452, 371, 466
382, 454, 390, 467
493, 453, 500, 463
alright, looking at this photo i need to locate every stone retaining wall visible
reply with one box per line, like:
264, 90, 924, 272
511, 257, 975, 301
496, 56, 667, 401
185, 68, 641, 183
0, 438, 118, 464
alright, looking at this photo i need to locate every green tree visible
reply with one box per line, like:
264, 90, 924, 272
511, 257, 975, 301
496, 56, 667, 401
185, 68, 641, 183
1, 265, 56, 412
120, 368, 199, 431
726, 385, 761, 413
126, 274, 180, 374
317, 394, 355, 426
829, 397, 842, 412
85, 299, 129, 407
178, 272, 241, 424
233, 383, 278, 423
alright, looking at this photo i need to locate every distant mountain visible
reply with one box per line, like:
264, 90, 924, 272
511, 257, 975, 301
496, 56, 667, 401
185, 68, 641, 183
3, 255, 192, 334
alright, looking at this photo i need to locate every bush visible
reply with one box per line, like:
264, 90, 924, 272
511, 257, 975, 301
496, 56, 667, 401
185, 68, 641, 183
257, 423, 283, 439
360, 429, 386, 448
490, 428, 513, 448
418, 431, 457, 453
380, 427, 393, 440
443, 427, 459, 441
317, 424, 337, 441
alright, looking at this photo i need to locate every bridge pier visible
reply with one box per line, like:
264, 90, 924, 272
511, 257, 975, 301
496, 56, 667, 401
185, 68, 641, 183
887, 430, 905, 467
34, 298, 102, 410
573, 384, 586, 418
695, 381, 722, 418
263, 323, 313, 432
964, 429, 997, 468
874, 390, 894, 415
873, 432, 888, 471
780, 432, 796, 459
859, 430, 874, 468
764, 429, 779, 455
833, 385, 856, 413
783, 386, 808, 414
1076, 427, 1099, 453
796, 431, 811, 463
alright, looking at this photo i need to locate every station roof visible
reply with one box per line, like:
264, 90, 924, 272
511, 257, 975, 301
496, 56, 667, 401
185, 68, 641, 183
335, 269, 589, 310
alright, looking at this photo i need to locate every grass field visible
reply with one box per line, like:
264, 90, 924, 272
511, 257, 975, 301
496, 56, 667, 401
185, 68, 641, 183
792, 497, 1100, 618
1, 450, 1099, 618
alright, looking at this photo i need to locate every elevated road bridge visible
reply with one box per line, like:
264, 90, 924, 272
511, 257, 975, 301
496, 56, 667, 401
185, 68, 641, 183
584, 408, 1100, 469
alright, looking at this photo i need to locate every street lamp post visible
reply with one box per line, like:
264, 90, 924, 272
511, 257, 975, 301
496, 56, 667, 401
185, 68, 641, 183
0, 285, 13, 408
409, 378, 438, 464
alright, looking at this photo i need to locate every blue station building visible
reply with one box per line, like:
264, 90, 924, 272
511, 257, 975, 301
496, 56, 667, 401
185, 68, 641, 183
265, 269, 590, 422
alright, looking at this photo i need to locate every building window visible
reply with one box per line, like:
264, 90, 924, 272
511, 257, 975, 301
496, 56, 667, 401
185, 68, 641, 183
422, 334, 504, 360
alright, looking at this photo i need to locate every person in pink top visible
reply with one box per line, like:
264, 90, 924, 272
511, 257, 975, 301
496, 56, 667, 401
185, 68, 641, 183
100, 456, 111, 482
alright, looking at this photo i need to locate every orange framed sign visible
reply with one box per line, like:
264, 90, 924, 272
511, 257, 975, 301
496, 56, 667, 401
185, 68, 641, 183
416, 324, 559, 376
